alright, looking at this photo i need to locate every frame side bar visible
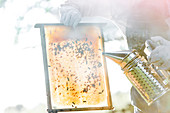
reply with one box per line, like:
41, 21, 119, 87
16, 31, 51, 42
100, 27, 113, 108
39, 26, 52, 110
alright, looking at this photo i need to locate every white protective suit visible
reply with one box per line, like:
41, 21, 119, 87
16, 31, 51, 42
60, 0, 135, 31
60, 0, 170, 113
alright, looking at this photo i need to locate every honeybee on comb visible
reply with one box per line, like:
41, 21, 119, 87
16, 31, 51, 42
45, 26, 107, 108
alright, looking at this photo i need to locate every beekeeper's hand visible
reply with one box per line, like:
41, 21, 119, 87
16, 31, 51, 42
102, 19, 125, 41
149, 45, 170, 70
150, 36, 170, 46
60, 6, 81, 28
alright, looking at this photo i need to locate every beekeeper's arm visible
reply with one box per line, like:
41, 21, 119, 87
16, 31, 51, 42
59, 0, 127, 42
59, 0, 113, 28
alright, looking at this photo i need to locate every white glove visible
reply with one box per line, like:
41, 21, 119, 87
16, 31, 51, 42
60, 6, 81, 28
103, 22, 122, 41
101, 18, 125, 41
149, 45, 170, 70
150, 36, 170, 46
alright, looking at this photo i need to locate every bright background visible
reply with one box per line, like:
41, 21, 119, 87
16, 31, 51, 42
0, 0, 132, 113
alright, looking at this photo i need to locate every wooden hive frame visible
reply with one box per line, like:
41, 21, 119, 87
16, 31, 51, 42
35, 23, 114, 113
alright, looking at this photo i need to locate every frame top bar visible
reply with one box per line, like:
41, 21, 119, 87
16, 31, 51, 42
34, 23, 106, 28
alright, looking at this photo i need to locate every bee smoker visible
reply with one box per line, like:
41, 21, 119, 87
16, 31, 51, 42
103, 48, 169, 105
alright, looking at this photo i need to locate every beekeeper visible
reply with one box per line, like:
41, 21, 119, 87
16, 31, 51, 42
125, 1, 170, 112
59, 0, 170, 45
59, 0, 170, 113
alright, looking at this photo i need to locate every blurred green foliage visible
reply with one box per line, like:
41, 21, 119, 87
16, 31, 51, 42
0, 0, 6, 7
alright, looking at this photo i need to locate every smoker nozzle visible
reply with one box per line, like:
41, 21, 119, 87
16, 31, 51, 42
102, 50, 139, 70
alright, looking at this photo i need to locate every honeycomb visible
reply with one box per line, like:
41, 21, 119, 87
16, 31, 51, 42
44, 26, 107, 108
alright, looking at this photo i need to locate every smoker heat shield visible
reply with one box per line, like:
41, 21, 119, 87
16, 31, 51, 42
35, 23, 113, 112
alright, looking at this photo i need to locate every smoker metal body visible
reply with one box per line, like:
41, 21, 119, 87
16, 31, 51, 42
35, 23, 114, 113
103, 50, 169, 105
